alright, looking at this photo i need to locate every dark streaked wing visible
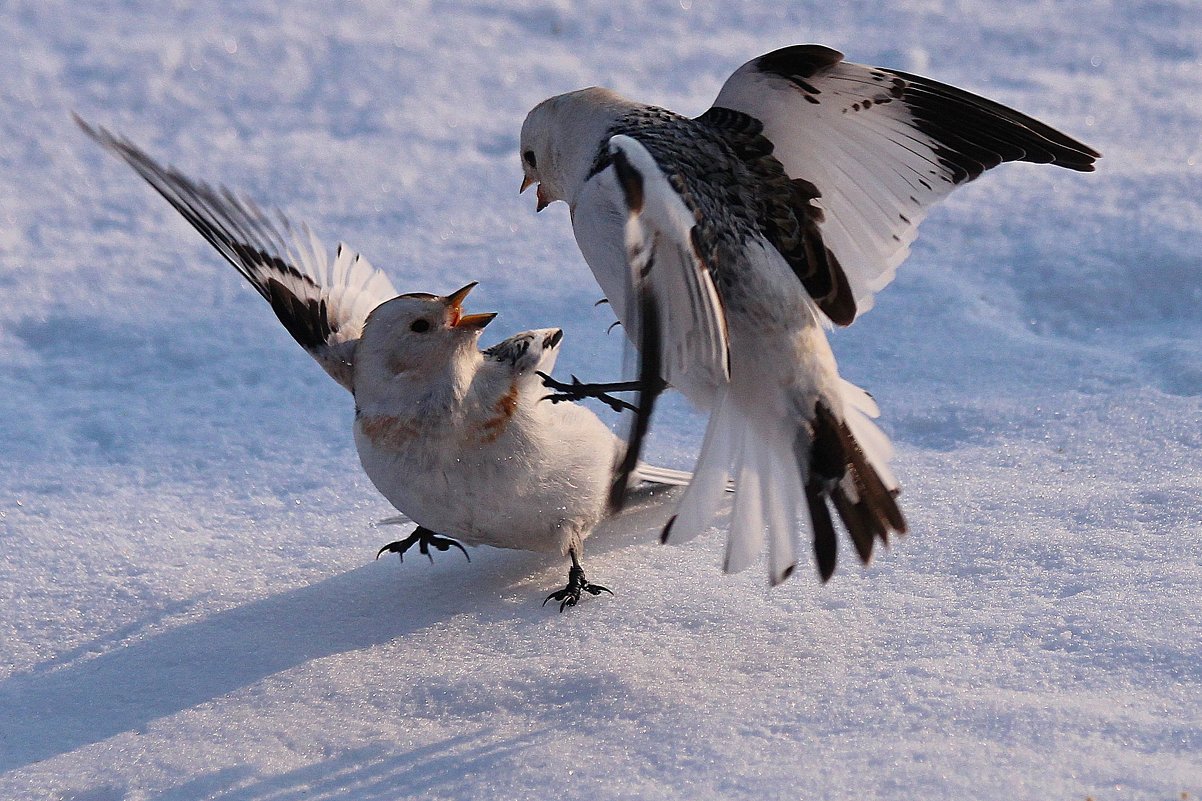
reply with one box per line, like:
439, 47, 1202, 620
710, 44, 1100, 322
695, 106, 856, 325
483, 328, 563, 375
76, 115, 397, 392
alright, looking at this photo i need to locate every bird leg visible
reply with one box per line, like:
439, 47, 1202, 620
543, 548, 613, 612
376, 525, 470, 563
538, 371, 667, 414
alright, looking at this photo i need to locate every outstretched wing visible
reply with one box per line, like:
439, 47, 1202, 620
707, 44, 1100, 323
603, 134, 732, 508
76, 115, 398, 392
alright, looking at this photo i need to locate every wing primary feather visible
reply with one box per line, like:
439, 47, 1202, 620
76, 115, 399, 392
608, 279, 665, 512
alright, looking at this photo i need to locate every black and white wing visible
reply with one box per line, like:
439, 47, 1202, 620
603, 135, 732, 507
608, 135, 731, 393
706, 44, 1100, 323
76, 116, 398, 393
483, 327, 564, 379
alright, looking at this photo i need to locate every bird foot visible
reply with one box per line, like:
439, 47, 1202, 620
538, 372, 665, 414
543, 563, 613, 612
376, 526, 470, 564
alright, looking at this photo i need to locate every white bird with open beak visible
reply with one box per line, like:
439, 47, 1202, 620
78, 117, 692, 610
519, 44, 1098, 585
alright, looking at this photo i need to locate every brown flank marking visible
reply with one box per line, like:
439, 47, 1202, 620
479, 382, 519, 443
361, 415, 420, 449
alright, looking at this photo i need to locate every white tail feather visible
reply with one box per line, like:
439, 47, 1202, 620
762, 433, 803, 585
724, 434, 764, 574
666, 387, 812, 583
664, 389, 738, 543
669, 378, 903, 583
722, 406, 809, 581
633, 463, 693, 487
838, 377, 880, 417
837, 379, 899, 492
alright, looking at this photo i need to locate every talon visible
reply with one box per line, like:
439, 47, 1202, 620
535, 372, 666, 415
542, 555, 612, 612
443, 539, 470, 561
537, 372, 642, 414
376, 526, 469, 564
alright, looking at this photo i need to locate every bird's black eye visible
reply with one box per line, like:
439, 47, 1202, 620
523, 150, 537, 169
410, 319, 431, 333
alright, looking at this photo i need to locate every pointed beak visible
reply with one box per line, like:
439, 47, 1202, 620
455, 312, 497, 330
445, 281, 477, 310
444, 282, 496, 330
521, 174, 551, 212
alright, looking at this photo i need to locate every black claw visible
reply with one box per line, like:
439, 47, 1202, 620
537, 372, 657, 415
376, 526, 469, 564
542, 563, 613, 612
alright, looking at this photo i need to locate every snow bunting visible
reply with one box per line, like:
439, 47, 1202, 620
519, 44, 1099, 584
77, 116, 690, 610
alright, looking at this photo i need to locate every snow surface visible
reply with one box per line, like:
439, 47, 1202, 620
2, 1, 1201, 799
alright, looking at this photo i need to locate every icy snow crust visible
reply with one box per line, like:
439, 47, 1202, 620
1, 1, 1200, 799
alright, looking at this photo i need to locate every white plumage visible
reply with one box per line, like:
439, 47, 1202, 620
78, 117, 690, 609
520, 44, 1097, 583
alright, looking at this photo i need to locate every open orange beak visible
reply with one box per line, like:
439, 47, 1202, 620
520, 174, 550, 212
445, 282, 497, 330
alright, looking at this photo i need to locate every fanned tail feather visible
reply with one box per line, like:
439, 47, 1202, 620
664, 382, 906, 584
762, 432, 804, 585
809, 394, 907, 581
662, 388, 805, 585
724, 437, 764, 574
659, 389, 738, 544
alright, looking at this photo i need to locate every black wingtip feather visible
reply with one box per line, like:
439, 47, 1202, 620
78, 118, 348, 368
608, 285, 665, 513
884, 67, 1100, 175
807, 481, 838, 582
610, 146, 645, 213
266, 277, 331, 352
660, 515, 677, 544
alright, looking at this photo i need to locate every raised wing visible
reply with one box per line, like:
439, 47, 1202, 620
603, 134, 731, 508
708, 44, 1100, 322
76, 115, 398, 392
483, 327, 564, 378
608, 135, 731, 392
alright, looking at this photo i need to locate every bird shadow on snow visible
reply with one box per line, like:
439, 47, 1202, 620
145, 732, 555, 801
0, 489, 683, 780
